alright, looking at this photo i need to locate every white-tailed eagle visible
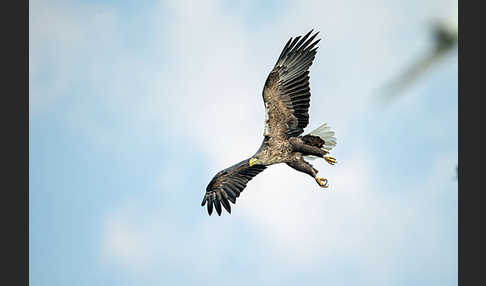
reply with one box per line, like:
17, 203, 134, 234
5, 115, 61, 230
202, 30, 337, 216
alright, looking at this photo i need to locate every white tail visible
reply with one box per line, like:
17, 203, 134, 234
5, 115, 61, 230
305, 123, 337, 160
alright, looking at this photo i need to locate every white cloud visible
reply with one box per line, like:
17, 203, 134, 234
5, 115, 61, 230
30, 0, 121, 111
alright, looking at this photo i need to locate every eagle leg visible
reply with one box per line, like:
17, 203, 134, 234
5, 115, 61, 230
286, 158, 329, 189
289, 139, 337, 166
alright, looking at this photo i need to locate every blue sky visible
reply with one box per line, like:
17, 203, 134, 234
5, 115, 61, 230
30, 0, 457, 285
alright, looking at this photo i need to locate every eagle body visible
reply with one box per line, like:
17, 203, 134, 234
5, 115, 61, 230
253, 136, 293, 166
202, 30, 338, 216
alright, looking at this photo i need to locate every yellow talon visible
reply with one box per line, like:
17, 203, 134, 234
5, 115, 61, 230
315, 176, 328, 188
324, 156, 337, 165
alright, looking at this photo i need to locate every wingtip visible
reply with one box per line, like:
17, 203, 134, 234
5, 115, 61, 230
214, 199, 222, 216
221, 199, 231, 214
207, 197, 214, 215
308, 29, 320, 36
309, 29, 322, 42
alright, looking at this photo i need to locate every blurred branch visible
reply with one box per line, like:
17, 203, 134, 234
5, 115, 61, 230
374, 20, 457, 104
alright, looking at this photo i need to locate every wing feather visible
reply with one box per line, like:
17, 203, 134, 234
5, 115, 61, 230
262, 30, 321, 138
202, 159, 267, 216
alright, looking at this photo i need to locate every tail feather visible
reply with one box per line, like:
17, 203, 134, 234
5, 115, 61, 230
308, 122, 337, 151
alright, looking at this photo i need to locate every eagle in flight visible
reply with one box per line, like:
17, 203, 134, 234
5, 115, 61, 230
201, 30, 337, 216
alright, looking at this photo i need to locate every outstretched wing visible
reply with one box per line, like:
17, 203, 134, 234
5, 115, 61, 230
202, 159, 267, 216
263, 30, 320, 138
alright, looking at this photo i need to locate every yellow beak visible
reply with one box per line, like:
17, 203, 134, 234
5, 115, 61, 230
249, 158, 259, 166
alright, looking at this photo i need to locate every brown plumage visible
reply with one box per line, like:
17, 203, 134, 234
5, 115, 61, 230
302, 134, 325, 148
201, 30, 338, 216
